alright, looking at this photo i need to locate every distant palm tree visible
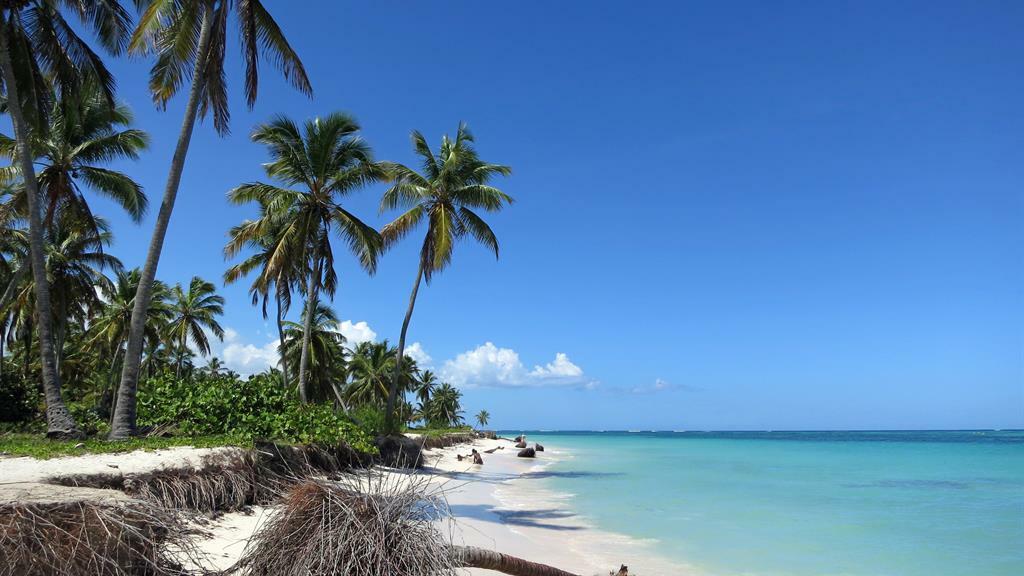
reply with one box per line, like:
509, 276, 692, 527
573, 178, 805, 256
227, 113, 384, 403
166, 277, 224, 377
475, 410, 490, 429
201, 357, 224, 377
224, 212, 296, 388
112, 0, 311, 439
281, 301, 346, 404
88, 269, 172, 416
430, 382, 464, 428
345, 340, 419, 410
415, 370, 438, 406
380, 124, 513, 429
0, 81, 149, 231
0, 0, 133, 438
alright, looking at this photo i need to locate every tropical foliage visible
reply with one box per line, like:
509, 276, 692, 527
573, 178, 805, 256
0, 3, 511, 450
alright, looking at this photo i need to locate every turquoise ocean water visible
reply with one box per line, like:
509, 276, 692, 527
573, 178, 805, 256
507, 430, 1024, 576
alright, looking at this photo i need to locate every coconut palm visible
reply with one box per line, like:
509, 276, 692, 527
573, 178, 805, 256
224, 206, 296, 388
429, 382, 464, 428
226, 113, 384, 404
89, 269, 172, 404
0, 81, 149, 232
0, 0, 133, 438
112, 0, 311, 439
475, 409, 490, 429
280, 301, 346, 404
165, 276, 224, 377
415, 369, 437, 406
380, 124, 513, 429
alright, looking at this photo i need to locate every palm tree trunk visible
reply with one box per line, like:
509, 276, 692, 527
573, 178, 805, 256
451, 546, 581, 576
0, 263, 28, 312
385, 261, 424, 431
0, 17, 81, 439
275, 289, 289, 389
296, 261, 321, 404
109, 6, 215, 439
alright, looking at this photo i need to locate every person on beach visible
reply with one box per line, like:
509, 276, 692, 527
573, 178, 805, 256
457, 449, 484, 465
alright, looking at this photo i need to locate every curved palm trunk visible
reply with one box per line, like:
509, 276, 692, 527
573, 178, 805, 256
109, 7, 215, 439
296, 261, 321, 404
451, 545, 581, 576
385, 261, 424, 430
275, 290, 289, 389
0, 18, 81, 438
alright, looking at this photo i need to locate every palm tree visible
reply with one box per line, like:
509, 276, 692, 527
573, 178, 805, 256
165, 276, 224, 377
380, 124, 513, 430
0, 0, 132, 438
224, 206, 296, 388
112, 0, 311, 439
0, 81, 149, 232
226, 113, 384, 404
89, 269, 172, 409
430, 382, 464, 428
415, 369, 437, 406
280, 301, 346, 404
475, 409, 490, 429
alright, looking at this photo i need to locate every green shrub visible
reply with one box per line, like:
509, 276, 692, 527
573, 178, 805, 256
350, 404, 388, 437
137, 372, 375, 454
0, 372, 38, 424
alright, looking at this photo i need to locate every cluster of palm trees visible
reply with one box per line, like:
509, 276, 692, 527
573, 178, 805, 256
0, 0, 509, 439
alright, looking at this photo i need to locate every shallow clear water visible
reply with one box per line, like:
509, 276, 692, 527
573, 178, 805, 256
506, 430, 1024, 576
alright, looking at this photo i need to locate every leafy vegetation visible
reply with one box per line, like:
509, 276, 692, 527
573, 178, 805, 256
0, 2, 505, 452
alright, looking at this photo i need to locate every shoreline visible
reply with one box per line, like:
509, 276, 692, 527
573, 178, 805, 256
0, 436, 690, 575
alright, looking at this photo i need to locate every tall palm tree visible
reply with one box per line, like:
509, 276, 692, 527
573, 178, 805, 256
112, 0, 311, 439
224, 207, 295, 388
380, 124, 513, 429
165, 276, 224, 377
415, 369, 437, 406
0, 81, 149, 232
280, 300, 346, 404
0, 0, 132, 438
475, 409, 490, 429
226, 113, 384, 404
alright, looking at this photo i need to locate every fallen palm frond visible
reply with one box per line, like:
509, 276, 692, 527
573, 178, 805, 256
0, 496, 199, 576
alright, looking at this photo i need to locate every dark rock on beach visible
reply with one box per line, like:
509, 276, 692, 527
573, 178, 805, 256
517, 448, 536, 458
534, 443, 544, 452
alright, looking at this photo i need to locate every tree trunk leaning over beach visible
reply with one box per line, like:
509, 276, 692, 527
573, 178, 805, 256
452, 545, 582, 576
385, 261, 424, 430
110, 5, 215, 439
0, 19, 81, 438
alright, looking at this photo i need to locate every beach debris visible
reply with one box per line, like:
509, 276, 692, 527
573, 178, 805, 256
613, 565, 630, 576
517, 448, 536, 458
0, 493, 200, 575
515, 441, 528, 448
535, 443, 545, 452
232, 475, 585, 576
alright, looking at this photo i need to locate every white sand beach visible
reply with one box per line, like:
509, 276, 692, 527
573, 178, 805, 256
0, 437, 688, 575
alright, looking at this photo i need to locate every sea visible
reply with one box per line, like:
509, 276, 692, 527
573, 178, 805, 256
501, 430, 1024, 576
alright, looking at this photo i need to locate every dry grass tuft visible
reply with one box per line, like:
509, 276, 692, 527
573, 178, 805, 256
230, 473, 457, 576
0, 498, 199, 576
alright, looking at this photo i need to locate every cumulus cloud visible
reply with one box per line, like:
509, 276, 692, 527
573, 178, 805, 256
215, 328, 279, 376
440, 342, 589, 388
338, 320, 377, 346
404, 342, 432, 366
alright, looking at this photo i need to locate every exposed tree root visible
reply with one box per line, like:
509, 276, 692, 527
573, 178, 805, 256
0, 497, 199, 576
452, 545, 581, 576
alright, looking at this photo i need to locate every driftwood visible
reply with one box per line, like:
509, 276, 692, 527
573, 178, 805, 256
453, 545, 580, 576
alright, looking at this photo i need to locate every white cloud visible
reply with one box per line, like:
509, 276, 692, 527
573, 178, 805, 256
440, 342, 589, 388
404, 342, 432, 366
338, 320, 376, 347
630, 378, 689, 394
213, 327, 279, 376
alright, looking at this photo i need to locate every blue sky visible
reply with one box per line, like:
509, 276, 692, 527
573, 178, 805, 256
73, 1, 1021, 430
